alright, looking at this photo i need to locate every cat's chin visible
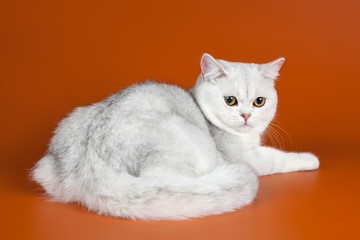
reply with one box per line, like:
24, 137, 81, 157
213, 121, 252, 136
235, 125, 254, 133
224, 123, 256, 135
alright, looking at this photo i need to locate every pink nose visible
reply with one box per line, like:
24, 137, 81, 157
241, 114, 250, 121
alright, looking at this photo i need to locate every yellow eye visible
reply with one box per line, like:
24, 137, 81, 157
224, 96, 238, 106
253, 97, 266, 107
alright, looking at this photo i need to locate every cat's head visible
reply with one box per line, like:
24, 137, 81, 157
191, 53, 285, 136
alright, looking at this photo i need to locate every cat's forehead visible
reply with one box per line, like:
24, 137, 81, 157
226, 62, 260, 78
218, 60, 258, 79
220, 62, 273, 97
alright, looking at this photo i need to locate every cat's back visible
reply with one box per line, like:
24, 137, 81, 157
48, 81, 210, 173
54, 81, 207, 143
108, 81, 207, 129
115, 81, 197, 114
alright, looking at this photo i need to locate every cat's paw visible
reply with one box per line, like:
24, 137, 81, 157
297, 152, 320, 170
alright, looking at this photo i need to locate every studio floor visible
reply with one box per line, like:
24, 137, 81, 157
1, 148, 359, 240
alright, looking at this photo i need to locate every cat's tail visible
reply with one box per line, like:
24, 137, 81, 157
32, 157, 258, 220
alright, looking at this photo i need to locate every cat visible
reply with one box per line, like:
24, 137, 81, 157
32, 53, 319, 220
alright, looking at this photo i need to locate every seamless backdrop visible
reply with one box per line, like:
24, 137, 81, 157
1, 0, 359, 239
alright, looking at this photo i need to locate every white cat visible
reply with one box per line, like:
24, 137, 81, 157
32, 54, 319, 220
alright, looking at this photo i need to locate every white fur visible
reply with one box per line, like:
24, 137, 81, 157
32, 54, 319, 220
191, 53, 319, 175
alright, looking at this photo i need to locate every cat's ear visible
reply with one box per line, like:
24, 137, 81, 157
260, 58, 285, 80
200, 53, 226, 82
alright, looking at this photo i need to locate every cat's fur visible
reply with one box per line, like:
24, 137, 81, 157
32, 54, 319, 220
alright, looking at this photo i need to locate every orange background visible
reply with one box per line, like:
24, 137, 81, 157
1, 0, 359, 239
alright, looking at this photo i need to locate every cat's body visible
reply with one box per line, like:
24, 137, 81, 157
32, 54, 319, 220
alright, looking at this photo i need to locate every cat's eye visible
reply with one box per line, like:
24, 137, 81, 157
253, 97, 266, 107
224, 96, 238, 106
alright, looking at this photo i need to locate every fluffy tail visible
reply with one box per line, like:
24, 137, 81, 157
32, 156, 258, 220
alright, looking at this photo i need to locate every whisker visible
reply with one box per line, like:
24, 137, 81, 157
272, 126, 285, 149
266, 126, 283, 149
263, 130, 274, 146
264, 126, 278, 147
269, 121, 294, 149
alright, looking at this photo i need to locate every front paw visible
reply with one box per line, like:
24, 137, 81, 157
298, 152, 320, 170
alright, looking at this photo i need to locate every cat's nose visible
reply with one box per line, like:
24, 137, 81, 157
241, 113, 251, 121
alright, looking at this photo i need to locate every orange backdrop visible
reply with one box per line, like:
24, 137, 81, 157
1, 0, 359, 239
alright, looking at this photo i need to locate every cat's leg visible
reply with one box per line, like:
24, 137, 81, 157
245, 146, 319, 176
